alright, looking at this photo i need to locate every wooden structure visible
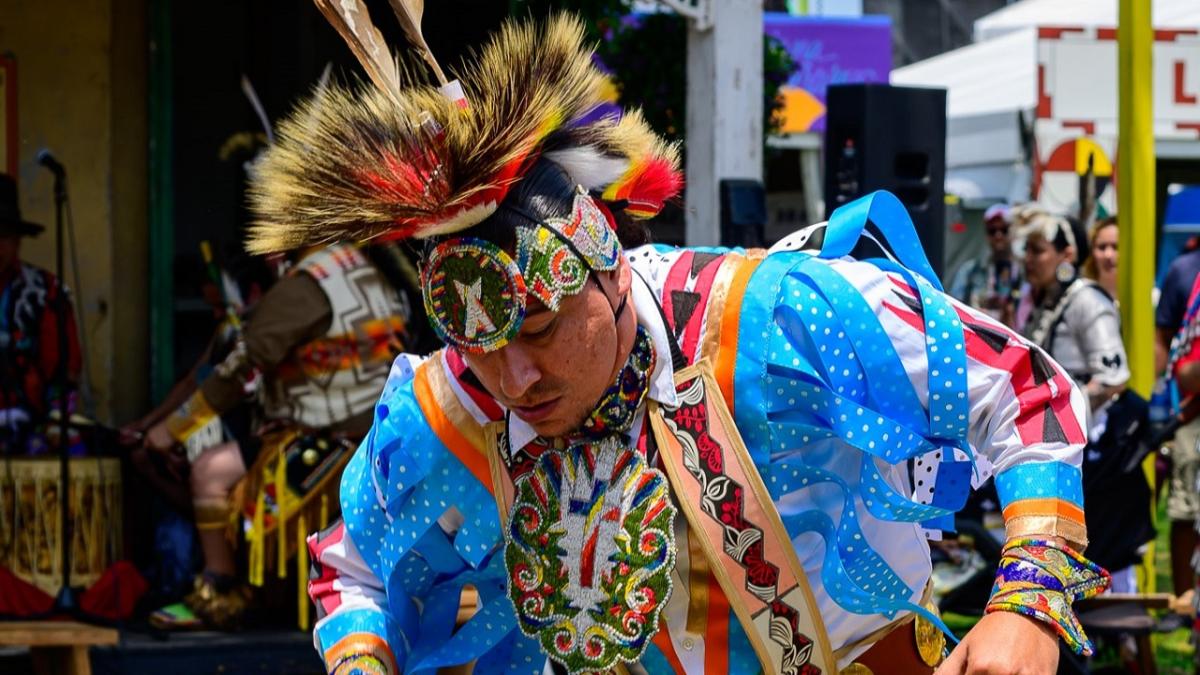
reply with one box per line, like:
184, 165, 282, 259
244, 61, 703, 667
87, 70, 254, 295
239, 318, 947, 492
658, 0, 764, 246
0, 621, 118, 675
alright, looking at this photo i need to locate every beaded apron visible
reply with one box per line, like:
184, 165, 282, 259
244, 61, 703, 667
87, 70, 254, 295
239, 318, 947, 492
492, 327, 677, 674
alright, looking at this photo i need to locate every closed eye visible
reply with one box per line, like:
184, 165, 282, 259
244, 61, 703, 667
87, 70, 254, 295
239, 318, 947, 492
522, 316, 557, 340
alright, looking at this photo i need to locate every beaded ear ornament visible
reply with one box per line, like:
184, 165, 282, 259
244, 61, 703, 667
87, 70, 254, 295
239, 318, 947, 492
421, 189, 622, 353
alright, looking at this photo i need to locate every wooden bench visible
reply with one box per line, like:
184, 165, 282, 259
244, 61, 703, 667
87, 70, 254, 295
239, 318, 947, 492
1075, 593, 1179, 675
0, 621, 118, 675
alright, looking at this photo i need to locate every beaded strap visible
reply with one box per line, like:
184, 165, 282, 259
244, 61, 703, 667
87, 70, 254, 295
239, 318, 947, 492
329, 652, 391, 675
984, 538, 1110, 655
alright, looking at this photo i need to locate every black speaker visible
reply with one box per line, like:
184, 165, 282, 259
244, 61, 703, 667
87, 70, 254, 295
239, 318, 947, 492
824, 84, 947, 278
720, 179, 767, 248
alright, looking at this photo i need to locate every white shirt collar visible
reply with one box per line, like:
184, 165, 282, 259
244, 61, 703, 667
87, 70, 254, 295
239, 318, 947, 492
505, 271, 679, 451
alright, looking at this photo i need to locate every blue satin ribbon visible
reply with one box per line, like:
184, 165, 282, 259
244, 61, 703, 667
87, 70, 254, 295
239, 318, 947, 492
823, 190, 944, 292
735, 190, 972, 638
995, 461, 1084, 509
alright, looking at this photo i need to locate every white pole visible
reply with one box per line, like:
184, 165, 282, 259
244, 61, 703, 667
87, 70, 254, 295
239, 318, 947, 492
683, 0, 764, 246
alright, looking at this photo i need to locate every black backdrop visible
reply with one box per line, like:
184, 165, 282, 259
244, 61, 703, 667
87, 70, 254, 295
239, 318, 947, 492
167, 0, 507, 376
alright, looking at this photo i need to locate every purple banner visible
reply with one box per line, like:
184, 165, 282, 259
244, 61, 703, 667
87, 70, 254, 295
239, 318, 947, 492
765, 14, 892, 133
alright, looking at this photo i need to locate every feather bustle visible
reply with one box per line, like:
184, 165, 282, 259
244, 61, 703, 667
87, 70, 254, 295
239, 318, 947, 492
246, 13, 682, 254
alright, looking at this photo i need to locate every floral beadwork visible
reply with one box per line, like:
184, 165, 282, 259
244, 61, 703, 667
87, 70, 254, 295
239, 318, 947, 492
329, 653, 391, 675
516, 225, 590, 311
516, 191, 620, 312
504, 440, 676, 674
985, 538, 1110, 655
576, 325, 655, 440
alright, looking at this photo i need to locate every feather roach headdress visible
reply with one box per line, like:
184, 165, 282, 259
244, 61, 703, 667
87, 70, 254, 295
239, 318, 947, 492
245, 8, 682, 254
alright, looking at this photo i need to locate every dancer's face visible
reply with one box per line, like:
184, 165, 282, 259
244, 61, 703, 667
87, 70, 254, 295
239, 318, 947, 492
463, 262, 632, 438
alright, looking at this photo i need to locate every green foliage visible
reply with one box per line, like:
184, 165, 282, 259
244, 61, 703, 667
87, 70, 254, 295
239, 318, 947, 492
763, 33, 794, 136
507, 0, 630, 40
598, 13, 687, 140
507, 4, 796, 149
598, 13, 794, 145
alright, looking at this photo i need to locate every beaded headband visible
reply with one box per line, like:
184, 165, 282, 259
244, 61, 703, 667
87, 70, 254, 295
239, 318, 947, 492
420, 189, 622, 353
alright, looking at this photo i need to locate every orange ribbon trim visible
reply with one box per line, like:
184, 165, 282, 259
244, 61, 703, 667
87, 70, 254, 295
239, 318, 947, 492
413, 360, 495, 495
714, 256, 762, 413
1002, 498, 1085, 525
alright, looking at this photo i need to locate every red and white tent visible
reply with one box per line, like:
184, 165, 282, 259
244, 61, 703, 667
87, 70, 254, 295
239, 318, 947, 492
893, 0, 1200, 212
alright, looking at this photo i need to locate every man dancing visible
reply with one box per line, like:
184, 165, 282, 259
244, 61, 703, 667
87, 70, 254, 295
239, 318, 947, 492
248, 12, 1107, 675
141, 242, 412, 629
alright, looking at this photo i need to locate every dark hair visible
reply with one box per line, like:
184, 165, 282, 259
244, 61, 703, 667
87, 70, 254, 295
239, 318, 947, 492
1064, 216, 1089, 266
441, 156, 650, 251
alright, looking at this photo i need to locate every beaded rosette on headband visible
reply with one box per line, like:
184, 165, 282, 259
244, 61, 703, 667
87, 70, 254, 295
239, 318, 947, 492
244, 8, 683, 353
421, 189, 622, 352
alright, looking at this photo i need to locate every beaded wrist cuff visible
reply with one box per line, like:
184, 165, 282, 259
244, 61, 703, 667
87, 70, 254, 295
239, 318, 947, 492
329, 653, 390, 675
984, 538, 1110, 656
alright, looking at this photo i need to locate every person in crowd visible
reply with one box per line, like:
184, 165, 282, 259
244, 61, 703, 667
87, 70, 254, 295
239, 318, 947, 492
0, 174, 81, 455
1008, 203, 1049, 332
1156, 238, 1200, 598
1082, 216, 1119, 301
1020, 213, 1127, 411
949, 203, 1022, 326
1018, 213, 1151, 598
138, 242, 413, 630
260, 14, 1110, 675
1164, 271, 1200, 658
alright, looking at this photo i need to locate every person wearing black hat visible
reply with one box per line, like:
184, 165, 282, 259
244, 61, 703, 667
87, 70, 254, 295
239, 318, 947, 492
0, 173, 81, 454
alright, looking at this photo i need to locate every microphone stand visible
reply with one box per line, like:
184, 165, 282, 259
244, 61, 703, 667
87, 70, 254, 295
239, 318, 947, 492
48, 167, 79, 614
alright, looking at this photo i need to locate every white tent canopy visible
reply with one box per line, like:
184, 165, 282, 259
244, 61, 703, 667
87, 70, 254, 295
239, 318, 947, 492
896, 0, 1200, 120
975, 0, 1200, 42
890, 28, 1035, 203
891, 28, 1036, 119
891, 0, 1200, 204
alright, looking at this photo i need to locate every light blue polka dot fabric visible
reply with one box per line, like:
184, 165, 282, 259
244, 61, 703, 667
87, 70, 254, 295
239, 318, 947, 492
315, 605, 406, 667
995, 461, 1084, 509
330, 190, 978, 671
734, 191, 969, 638
339, 366, 542, 674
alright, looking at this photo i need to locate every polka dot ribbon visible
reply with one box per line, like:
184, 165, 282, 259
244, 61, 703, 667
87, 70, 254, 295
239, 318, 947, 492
731, 190, 976, 643
341, 369, 544, 673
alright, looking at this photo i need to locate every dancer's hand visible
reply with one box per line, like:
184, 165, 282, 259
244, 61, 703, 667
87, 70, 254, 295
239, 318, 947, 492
117, 424, 144, 447
935, 612, 1058, 675
143, 422, 176, 454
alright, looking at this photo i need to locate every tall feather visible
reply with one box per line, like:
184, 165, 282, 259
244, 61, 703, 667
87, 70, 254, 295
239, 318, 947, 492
316, 62, 333, 91
385, 0, 447, 85
312, 0, 400, 100
240, 75, 274, 144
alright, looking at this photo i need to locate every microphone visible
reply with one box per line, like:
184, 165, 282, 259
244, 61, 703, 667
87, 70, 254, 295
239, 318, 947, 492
36, 149, 66, 178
